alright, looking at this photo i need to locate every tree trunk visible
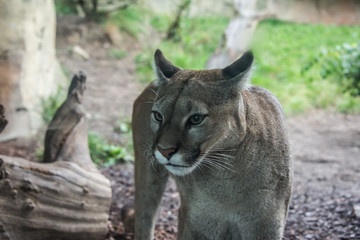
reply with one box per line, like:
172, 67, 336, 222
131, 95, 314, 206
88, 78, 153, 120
0, 74, 111, 240
0, 0, 66, 141
206, 0, 274, 69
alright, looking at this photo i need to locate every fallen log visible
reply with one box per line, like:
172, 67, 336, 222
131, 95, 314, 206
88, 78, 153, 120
0, 73, 112, 240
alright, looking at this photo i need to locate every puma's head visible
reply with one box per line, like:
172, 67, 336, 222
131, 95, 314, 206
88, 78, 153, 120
150, 49, 254, 176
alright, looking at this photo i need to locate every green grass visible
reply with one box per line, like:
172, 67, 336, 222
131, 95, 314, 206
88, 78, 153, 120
251, 19, 360, 114
129, 12, 360, 114
108, 48, 127, 59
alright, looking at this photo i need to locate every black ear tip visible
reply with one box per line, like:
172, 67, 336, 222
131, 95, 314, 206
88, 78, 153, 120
222, 50, 254, 79
243, 51, 254, 62
155, 49, 163, 58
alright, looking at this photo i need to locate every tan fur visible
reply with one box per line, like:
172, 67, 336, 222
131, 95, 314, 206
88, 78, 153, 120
132, 52, 292, 240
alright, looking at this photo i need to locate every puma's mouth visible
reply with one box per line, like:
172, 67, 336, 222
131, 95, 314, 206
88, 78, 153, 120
163, 162, 199, 176
154, 149, 200, 176
165, 163, 190, 168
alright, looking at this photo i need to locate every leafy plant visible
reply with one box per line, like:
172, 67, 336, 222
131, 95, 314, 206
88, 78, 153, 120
88, 133, 130, 167
251, 19, 360, 114
41, 88, 66, 124
304, 42, 360, 96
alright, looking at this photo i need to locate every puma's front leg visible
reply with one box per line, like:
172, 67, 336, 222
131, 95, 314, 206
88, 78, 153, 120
134, 153, 168, 240
133, 85, 169, 240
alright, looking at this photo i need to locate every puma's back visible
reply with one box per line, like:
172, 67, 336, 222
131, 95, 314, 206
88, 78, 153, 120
132, 50, 292, 240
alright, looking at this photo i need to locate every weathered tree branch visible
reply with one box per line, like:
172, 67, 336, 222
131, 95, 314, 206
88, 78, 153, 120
0, 73, 111, 240
0, 105, 7, 134
166, 0, 192, 41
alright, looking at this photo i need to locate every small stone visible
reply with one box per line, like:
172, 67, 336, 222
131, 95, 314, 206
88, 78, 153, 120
167, 216, 175, 221
353, 204, 360, 218
72, 45, 89, 60
24, 199, 35, 211
82, 187, 89, 194
305, 212, 315, 217
121, 203, 134, 233
10, 189, 17, 199
304, 216, 317, 222
335, 206, 346, 213
304, 234, 313, 239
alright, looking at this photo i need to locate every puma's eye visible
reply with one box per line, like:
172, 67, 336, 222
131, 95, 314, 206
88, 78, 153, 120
152, 111, 163, 122
189, 114, 205, 125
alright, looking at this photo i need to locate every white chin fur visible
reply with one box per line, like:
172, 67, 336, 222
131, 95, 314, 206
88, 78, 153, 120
164, 164, 198, 176
154, 150, 198, 176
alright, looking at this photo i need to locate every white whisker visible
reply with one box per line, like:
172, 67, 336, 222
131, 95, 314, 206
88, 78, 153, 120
205, 157, 234, 167
199, 144, 238, 173
145, 146, 157, 172
228, 122, 241, 140
139, 101, 155, 105
148, 87, 159, 97
207, 160, 232, 172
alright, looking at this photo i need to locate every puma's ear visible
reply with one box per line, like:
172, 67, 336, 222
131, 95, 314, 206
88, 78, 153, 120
222, 51, 254, 89
153, 49, 180, 86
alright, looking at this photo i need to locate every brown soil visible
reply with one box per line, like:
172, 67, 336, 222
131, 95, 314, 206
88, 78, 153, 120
1, 17, 359, 239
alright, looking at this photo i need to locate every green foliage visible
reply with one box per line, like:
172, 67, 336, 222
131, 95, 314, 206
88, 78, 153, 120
41, 88, 66, 124
134, 17, 360, 113
304, 42, 360, 96
108, 48, 127, 59
88, 133, 130, 167
150, 14, 172, 32
55, 0, 77, 16
251, 19, 360, 114
114, 118, 134, 157
135, 16, 229, 82
107, 6, 146, 38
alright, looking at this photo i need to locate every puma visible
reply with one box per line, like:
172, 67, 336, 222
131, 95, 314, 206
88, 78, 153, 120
132, 49, 292, 240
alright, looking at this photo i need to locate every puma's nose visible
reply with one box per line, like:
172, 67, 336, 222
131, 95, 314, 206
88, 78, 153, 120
157, 146, 177, 160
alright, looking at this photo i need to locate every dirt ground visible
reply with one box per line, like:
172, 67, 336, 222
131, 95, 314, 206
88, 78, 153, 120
1, 17, 359, 239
